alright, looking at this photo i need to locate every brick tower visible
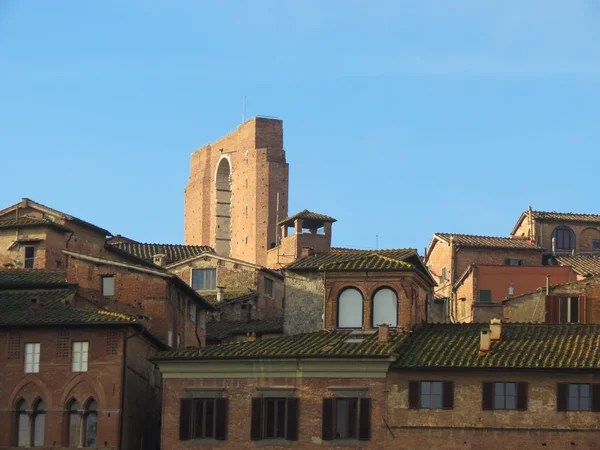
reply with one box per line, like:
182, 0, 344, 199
184, 117, 289, 266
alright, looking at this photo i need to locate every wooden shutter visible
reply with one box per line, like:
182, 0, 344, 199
591, 384, 600, 412
579, 296, 588, 323
482, 382, 494, 411
179, 398, 193, 441
556, 383, 568, 412
250, 398, 263, 441
442, 382, 454, 409
286, 398, 300, 441
408, 381, 420, 409
516, 383, 528, 411
322, 398, 334, 440
504, 258, 510, 266
358, 398, 371, 441
215, 398, 228, 440
545, 296, 559, 323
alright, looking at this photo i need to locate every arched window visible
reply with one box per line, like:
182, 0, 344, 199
32, 399, 45, 447
16, 399, 29, 447
372, 288, 398, 327
552, 226, 575, 250
214, 158, 232, 257
338, 288, 363, 328
68, 399, 82, 447
84, 399, 98, 447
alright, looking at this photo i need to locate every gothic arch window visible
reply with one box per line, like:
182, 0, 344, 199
84, 399, 98, 447
67, 399, 81, 447
215, 158, 232, 257
32, 399, 45, 447
16, 399, 28, 447
337, 288, 363, 329
552, 226, 575, 250
66, 398, 98, 447
372, 288, 398, 328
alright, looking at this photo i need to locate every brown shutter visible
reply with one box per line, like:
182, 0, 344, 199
557, 383, 568, 412
358, 398, 371, 441
250, 398, 263, 441
591, 384, 600, 412
215, 398, 228, 440
179, 398, 193, 440
482, 382, 494, 411
286, 398, 300, 441
322, 398, 334, 440
442, 382, 454, 409
516, 383, 528, 411
579, 296, 588, 323
545, 296, 559, 323
408, 381, 420, 409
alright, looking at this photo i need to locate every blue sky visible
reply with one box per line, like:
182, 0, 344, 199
1, 1, 599, 253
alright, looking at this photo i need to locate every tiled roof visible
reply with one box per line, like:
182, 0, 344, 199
555, 255, 600, 277
0, 270, 68, 288
278, 209, 337, 226
0, 288, 137, 326
202, 290, 257, 306
287, 248, 417, 270
434, 233, 544, 250
532, 210, 600, 224
0, 217, 72, 233
109, 242, 214, 265
153, 329, 407, 360
395, 323, 600, 370
207, 318, 284, 341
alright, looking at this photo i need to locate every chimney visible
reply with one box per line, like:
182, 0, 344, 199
479, 329, 491, 355
216, 286, 224, 302
490, 319, 502, 342
377, 323, 389, 344
246, 332, 257, 342
29, 296, 43, 310
153, 254, 166, 266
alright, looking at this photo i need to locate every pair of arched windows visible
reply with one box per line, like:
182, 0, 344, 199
338, 287, 398, 329
67, 398, 98, 448
16, 399, 45, 447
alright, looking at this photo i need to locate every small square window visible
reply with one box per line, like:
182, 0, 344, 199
24, 246, 35, 269
264, 278, 274, 298
420, 381, 442, 409
24, 343, 40, 373
101, 276, 114, 297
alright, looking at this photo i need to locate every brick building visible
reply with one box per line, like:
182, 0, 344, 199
0, 270, 166, 449
152, 322, 600, 449
184, 117, 289, 267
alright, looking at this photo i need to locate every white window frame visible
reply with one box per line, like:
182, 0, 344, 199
72, 341, 89, 372
25, 343, 40, 373
101, 276, 115, 297
191, 269, 217, 291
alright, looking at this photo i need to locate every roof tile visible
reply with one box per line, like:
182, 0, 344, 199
279, 209, 336, 226
207, 318, 284, 341
435, 233, 544, 250
555, 255, 600, 277
0, 270, 67, 288
0, 217, 72, 233
109, 242, 214, 265
532, 210, 600, 224
287, 248, 417, 270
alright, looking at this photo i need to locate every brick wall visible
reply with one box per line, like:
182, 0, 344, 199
425, 239, 451, 298
284, 271, 324, 335
533, 220, 600, 252
454, 248, 544, 281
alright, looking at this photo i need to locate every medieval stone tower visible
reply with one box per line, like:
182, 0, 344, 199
184, 117, 289, 266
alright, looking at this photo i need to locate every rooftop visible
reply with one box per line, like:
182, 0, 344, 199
108, 241, 215, 265
434, 233, 545, 251
0, 217, 72, 233
286, 248, 418, 271
531, 210, 600, 224
554, 254, 600, 277
207, 318, 284, 342
0, 270, 68, 288
278, 209, 337, 228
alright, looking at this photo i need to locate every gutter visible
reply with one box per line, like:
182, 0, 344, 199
118, 328, 143, 450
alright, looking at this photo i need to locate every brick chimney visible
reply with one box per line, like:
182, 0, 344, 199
377, 323, 389, 344
153, 254, 166, 266
490, 319, 502, 342
479, 329, 491, 355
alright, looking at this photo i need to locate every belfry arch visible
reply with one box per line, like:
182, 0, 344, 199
215, 157, 232, 256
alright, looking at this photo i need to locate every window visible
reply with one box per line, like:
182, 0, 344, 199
32, 400, 45, 447
559, 297, 579, 324
24, 246, 35, 269
192, 269, 217, 290
25, 343, 40, 373
372, 288, 398, 327
15, 398, 45, 447
68, 400, 81, 447
188, 303, 196, 322
479, 290, 492, 303
556, 383, 599, 411
322, 398, 370, 441
84, 400, 98, 447
17, 399, 29, 447
408, 381, 454, 409
593, 239, 600, 251
250, 397, 299, 441
441, 267, 447, 281
264, 278, 274, 298
460, 299, 466, 318
179, 398, 228, 440
337, 288, 363, 328
72, 342, 89, 372
67, 398, 98, 447
101, 276, 114, 297
546, 296, 586, 324
505, 258, 522, 266
482, 382, 528, 411
552, 226, 575, 250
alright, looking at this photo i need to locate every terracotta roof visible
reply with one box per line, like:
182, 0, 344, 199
207, 318, 284, 341
0, 270, 68, 288
287, 248, 417, 270
152, 329, 407, 360
434, 233, 544, 250
108, 242, 214, 265
0, 217, 72, 233
531, 210, 600, 224
278, 209, 336, 227
395, 323, 600, 370
0, 288, 137, 326
555, 255, 600, 277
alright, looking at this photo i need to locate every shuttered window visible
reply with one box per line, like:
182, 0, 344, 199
250, 397, 299, 441
482, 382, 528, 411
479, 290, 492, 303
557, 383, 600, 412
322, 398, 370, 441
179, 398, 228, 441
408, 381, 454, 409
546, 296, 587, 324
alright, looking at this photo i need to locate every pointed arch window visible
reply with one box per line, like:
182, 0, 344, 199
16, 399, 29, 447
32, 399, 45, 447
84, 400, 98, 447
66, 398, 98, 447
372, 288, 398, 328
68, 400, 82, 447
338, 288, 364, 329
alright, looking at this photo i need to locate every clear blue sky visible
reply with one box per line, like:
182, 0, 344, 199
2, 1, 599, 254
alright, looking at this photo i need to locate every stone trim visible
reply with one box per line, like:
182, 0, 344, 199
255, 386, 296, 398
184, 387, 225, 398
328, 386, 369, 398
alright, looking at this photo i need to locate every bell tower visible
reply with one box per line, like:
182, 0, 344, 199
184, 117, 289, 266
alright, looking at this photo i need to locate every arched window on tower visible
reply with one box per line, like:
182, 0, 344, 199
552, 226, 576, 251
16, 399, 29, 447
372, 288, 398, 328
337, 288, 363, 328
